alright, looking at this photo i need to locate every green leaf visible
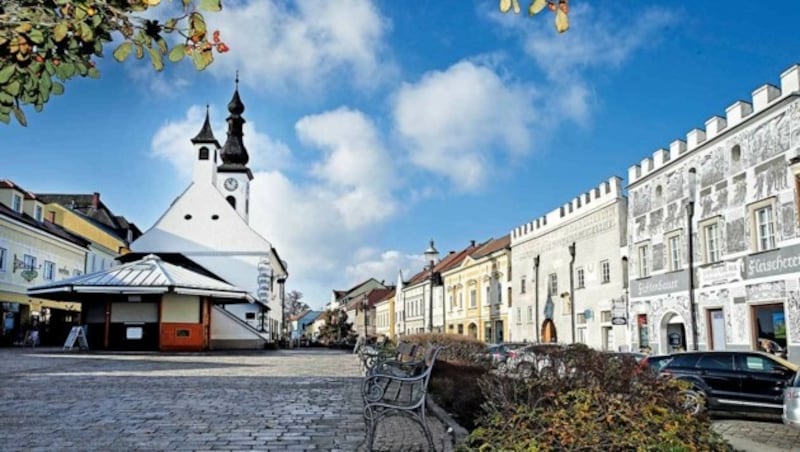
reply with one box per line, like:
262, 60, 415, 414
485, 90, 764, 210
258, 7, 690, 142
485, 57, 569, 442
192, 48, 214, 71
51, 81, 64, 95
39, 73, 52, 98
199, 0, 222, 12
164, 18, 178, 32
0, 91, 13, 105
34, 103, 43, 112
0, 65, 14, 84
113, 42, 133, 62
13, 107, 27, 126
28, 29, 45, 44
45, 60, 55, 75
80, 22, 94, 41
0, 109, 9, 124
5, 80, 20, 96
148, 47, 164, 71
53, 22, 69, 42
135, 43, 144, 59
156, 37, 168, 55
189, 12, 207, 38
88, 67, 100, 79
168, 44, 186, 63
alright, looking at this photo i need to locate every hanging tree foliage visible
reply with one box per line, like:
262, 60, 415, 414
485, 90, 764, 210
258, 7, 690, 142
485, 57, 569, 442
500, 0, 570, 33
0, 0, 228, 126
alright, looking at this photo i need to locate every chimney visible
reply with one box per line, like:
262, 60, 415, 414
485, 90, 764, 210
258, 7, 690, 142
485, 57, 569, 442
470, 240, 476, 247
92, 192, 100, 209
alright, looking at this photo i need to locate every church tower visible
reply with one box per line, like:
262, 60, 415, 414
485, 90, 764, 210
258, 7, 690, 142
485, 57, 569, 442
216, 75, 254, 223
191, 106, 221, 187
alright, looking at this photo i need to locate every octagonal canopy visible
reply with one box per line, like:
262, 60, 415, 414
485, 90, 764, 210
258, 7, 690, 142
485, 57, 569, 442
28, 254, 256, 303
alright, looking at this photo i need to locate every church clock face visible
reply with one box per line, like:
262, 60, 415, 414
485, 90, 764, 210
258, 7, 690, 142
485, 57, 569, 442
224, 177, 239, 191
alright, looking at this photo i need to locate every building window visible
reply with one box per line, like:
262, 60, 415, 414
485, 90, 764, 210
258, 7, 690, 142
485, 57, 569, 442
600, 310, 612, 323
667, 232, 681, 271
486, 285, 490, 305
549, 273, 558, 296
11, 194, 22, 213
702, 221, 721, 263
576, 312, 587, 325
449, 295, 454, 309
576, 327, 586, 344
497, 282, 502, 304
43, 261, 55, 280
516, 307, 522, 324
458, 324, 464, 335
520, 276, 526, 294
507, 287, 512, 308
601, 260, 610, 283
33, 204, 43, 222
470, 289, 477, 308
755, 205, 776, 251
638, 244, 650, 278
459, 293, 463, 309
23, 254, 36, 270
0, 247, 6, 272
527, 306, 533, 322
576, 268, 585, 289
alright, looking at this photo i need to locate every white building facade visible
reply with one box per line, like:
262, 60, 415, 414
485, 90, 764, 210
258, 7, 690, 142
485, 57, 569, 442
627, 65, 800, 362
510, 177, 629, 350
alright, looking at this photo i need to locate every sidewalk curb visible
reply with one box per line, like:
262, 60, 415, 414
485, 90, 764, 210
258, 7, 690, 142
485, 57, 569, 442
427, 397, 469, 448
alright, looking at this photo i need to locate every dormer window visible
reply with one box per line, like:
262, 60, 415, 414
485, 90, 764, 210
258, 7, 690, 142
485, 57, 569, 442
11, 194, 21, 213
33, 204, 43, 222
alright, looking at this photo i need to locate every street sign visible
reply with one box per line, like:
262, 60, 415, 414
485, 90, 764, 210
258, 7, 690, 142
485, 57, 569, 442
611, 317, 627, 326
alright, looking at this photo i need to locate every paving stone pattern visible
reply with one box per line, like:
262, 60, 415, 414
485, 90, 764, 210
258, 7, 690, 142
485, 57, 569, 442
0, 348, 454, 452
713, 417, 800, 452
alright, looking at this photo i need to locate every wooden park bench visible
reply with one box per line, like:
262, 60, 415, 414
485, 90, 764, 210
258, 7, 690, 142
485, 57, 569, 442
358, 341, 419, 376
361, 345, 444, 451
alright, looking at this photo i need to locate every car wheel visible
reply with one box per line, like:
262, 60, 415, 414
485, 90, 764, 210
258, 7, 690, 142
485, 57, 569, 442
680, 389, 706, 416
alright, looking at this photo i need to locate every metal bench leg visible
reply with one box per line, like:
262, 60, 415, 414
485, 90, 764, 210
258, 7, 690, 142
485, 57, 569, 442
418, 406, 435, 451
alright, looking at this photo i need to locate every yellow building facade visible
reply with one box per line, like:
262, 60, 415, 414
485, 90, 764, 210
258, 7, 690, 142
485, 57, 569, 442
443, 236, 511, 343
374, 292, 395, 340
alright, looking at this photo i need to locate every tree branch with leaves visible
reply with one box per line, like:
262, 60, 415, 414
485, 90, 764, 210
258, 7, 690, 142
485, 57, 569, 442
500, 0, 570, 33
0, 0, 227, 126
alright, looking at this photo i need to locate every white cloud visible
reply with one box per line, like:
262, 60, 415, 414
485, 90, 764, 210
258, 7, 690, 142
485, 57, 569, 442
392, 61, 537, 191
493, 3, 677, 123
344, 249, 425, 287
150, 105, 292, 179
295, 107, 397, 229
205, 0, 393, 93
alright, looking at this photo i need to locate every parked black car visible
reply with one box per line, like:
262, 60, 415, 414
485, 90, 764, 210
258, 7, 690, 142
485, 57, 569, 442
660, 351, 799, 415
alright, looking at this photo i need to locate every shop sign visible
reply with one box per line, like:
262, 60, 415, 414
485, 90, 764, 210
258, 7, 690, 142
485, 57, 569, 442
745, 243, 800, 279
256, 257, 272, 304
611, 297, 627, 325
698, 259, 743, 287
630, 269, 688, 298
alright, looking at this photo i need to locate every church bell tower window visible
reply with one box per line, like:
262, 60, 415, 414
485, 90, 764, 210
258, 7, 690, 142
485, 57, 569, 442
199, 147, 209, 160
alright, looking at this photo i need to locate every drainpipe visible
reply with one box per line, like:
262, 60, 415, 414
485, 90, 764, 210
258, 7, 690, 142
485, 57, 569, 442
534, 255, 540, 342
568, 243, 576, 344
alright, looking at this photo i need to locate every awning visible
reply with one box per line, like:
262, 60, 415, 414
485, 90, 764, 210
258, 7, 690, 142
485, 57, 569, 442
27, 254, 257, 304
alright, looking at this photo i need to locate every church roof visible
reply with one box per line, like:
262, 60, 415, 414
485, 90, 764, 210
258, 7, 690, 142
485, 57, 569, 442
28, 254, 256, 303
191, 106, 221, 147
220, 77, 250, 170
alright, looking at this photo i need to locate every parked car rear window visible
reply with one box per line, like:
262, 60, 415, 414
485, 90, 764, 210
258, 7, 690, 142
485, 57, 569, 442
697, 354, 734, 371
666, 354, 701, 368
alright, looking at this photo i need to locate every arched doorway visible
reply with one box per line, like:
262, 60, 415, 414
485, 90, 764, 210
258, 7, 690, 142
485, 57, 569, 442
540, 319, 557, 343
661, 312, 687, 353
468, 322, 478, 339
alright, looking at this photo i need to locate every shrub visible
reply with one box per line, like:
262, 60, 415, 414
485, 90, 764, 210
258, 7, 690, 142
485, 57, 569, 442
401, 333, 491, 430
462, 345, 732, 451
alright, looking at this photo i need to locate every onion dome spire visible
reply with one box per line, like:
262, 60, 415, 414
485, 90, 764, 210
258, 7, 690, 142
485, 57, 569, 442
191, 105, 219, 146
220, 72, 249, 166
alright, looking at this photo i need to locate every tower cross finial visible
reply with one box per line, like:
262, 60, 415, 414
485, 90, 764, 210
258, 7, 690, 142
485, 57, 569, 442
235, 70, 239, 88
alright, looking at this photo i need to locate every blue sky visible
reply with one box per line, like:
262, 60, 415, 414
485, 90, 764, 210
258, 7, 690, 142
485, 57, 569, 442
3, 1, 800, 309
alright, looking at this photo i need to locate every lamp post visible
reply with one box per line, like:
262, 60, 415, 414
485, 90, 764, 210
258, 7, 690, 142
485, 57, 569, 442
534, 255, 540, 342
424, 239, 439, 333
687, 168, 699, 351
568, 242, 576, 344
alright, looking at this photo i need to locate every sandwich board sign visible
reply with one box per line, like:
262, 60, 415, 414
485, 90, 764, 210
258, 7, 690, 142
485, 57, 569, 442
63, 325, 89, 351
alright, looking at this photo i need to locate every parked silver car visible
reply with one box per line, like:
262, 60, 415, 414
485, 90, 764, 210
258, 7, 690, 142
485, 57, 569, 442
784, 369, 800, 427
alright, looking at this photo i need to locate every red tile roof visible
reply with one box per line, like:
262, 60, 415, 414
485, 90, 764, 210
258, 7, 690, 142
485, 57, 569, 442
470, 234, 510, 259
407, 240, 486, 285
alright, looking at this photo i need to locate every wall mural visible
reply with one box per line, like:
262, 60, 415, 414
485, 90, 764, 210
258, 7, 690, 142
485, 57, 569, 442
729, 301, 748, 344
787, 288, 800, 345
732, 173, 747, 205
663, 202, 680, 233
726, 218, 747, 253
631, 186, 651, 218
782, 202, 797, 241
699, 146, 727, 189
648, 208, 663, 237
715, 185, 728, 211
753, 156, 788, 201
790, 102, 800, 146
746, 280, 786, 301
745, 112, 791, 168
666, 170, 685, 203
652, 243, 664, 272
635, 215, 646, 242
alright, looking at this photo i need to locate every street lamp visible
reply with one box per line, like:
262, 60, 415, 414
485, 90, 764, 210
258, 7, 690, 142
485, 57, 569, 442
568, 242, 576, 344
687, 168, 699, 351
423, 239, 439, 332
